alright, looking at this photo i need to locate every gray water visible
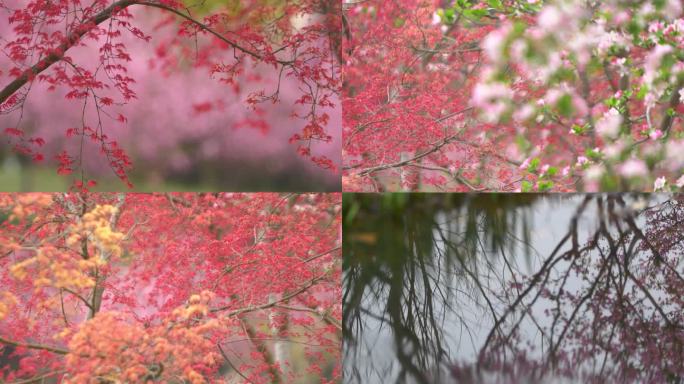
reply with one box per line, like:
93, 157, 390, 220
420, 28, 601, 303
343, 194, 681, 384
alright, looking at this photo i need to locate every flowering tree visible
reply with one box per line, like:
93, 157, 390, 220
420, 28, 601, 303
0, 192, 341, 383
342, 0, 684, 192
0, 1, 340, 188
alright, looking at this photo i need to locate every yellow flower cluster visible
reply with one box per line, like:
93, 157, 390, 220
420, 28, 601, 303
172, 291, 215, 320
65, 306, 221, 383
10, 247, 104, 291
0, 292, 17, 320
66, 204, 125, 259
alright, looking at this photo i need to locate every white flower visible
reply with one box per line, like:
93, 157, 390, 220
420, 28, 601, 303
538, 5, 562, 32
676, 175, 684, 188
603, 141, 624, 159
595, 108, 622, 138
431, 12, 441, 25
654, 176, 667, 191
584, 164, 604, 180
482, 26, 510, 63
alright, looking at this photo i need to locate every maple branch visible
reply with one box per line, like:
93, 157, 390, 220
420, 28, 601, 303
0, 0, 135, 106
352, 131, 462, 176
212, 273, 328, 316
275, 304, 342, 331
0, 336, 69, 355
217, 343, 256, 384
345, 107, 482, 177
303, 245, 341, 263
136, 1, 293, 65
0, 0, 292, 107
6, 370, 66, 384
406, 164, 486, 191
62, 287, 95, 310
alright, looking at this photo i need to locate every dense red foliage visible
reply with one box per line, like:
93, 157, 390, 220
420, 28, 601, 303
343, 0, 684, 192
0, 193, 341, 383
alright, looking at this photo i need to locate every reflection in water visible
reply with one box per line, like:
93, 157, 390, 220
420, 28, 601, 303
343, 194, 684, 384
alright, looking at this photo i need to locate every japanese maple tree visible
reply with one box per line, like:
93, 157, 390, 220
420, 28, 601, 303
0, 192, 341, 383
342, 0, 684, 192
0, 0, 341, 188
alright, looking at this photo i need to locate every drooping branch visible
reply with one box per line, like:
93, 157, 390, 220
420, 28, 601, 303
0, 0, 293, 107
0, 0, 135, 106
217, 343, 256, 384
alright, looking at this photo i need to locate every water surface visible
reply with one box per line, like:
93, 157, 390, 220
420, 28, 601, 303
343, 194, 684, 384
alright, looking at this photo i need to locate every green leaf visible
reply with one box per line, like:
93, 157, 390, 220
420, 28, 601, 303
636, 85, 648, 100
527, 157, 541, 173
521, 180, 533, 192
516, 135, 531, 152
571, 124, 585, 135
487, 0, 503, 9
556, 94, 574, 117
538, 180, 554, 191
586, 148, 602, 160
545, 166, 558, 177
463, 8, 488, 20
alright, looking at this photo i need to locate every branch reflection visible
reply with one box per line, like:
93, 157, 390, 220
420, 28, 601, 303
344, 194, 682, 384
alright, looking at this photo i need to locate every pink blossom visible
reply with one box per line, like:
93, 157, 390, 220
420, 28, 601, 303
513, 104, 535, 122
654, 176, 667, 191
665, 0, 683, 19
519, 158, 531, 169
482, 24, 511, 64
576, 156, 589, 167
676, 175, 684, 188
595, 108, 622, 138
540, 164, 550, 176
649, 130, 664, 140
619, 159, 649, 178
538, 6, 562, 32
472, 82, 512, 122
644, 45, 673, 85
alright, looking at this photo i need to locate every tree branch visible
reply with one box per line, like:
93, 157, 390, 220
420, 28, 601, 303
6, 370, 66, 384
0, 336, 69, 355
212, 273, 328, 316
217, 343, 256, 384
0, 0, 136, 105
0, 0, 292, 107
303, 245, 341, 263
